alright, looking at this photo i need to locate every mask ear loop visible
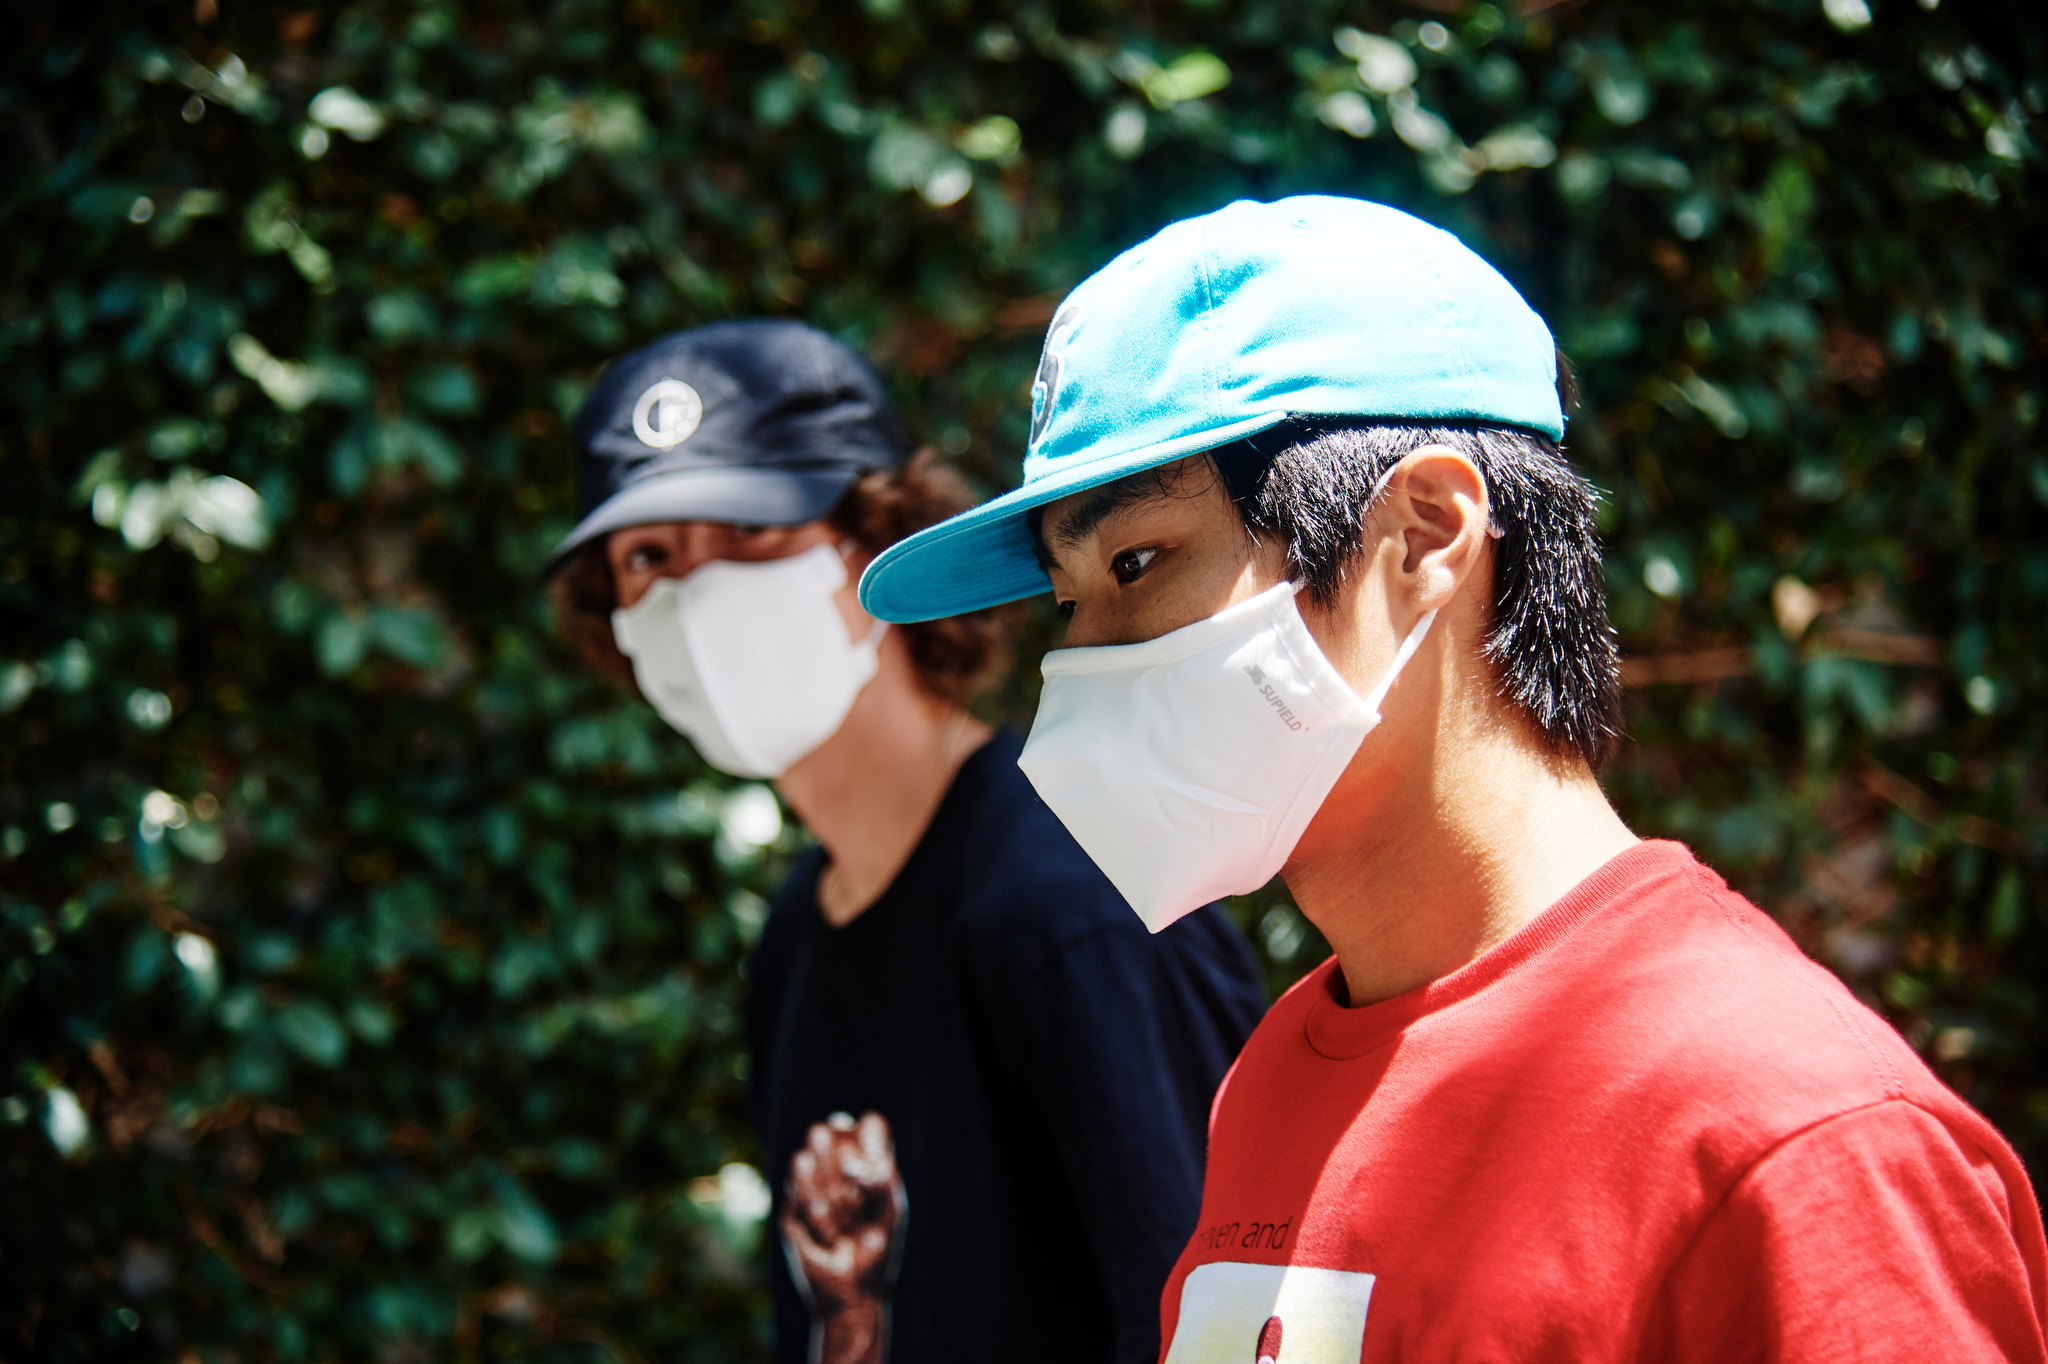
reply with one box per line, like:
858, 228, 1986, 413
1357, 609, 1438, 723
834, 539, 890, 648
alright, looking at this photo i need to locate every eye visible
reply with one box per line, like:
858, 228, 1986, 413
721, 526, 788, 560
1111, 547, 1158, 586
624, 543, 667, 573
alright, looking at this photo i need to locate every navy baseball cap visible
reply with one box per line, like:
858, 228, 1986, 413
543, 319, 908, 575
857, 196, 1561, 623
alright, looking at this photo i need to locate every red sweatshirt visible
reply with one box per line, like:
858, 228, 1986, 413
1161, 840, 2047, 1363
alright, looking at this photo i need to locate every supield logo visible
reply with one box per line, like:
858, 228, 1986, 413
1244, 664, 1308, 732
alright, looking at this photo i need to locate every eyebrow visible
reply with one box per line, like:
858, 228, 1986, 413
1028, 471, 1174, 573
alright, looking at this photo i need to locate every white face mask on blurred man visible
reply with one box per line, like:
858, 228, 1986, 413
610, 542, 883, 779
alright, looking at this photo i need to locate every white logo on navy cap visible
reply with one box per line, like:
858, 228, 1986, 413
632, 379, 704, 450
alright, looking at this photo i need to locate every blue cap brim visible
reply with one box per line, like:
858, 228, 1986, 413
858, 411, 1290, 623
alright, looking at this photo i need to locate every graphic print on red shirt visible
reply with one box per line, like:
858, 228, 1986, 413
1162, 1262, 1375, 1364
1160, 841, 2048, 1363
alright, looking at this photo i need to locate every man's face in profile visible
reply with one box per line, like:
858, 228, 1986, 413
1037, 457, 1286, 650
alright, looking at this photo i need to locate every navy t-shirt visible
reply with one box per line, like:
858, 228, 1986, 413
747, 729, 1266, 1364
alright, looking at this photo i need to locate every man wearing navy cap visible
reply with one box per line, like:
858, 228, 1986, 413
859, 201, 2047, 1360
543, 319, 1265, 1364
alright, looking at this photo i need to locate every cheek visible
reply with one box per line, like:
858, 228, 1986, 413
1084, 542, 1286, 645
1296, 587, 1399, 697
612, 567, 653, 611
1161, 537, 1285, 621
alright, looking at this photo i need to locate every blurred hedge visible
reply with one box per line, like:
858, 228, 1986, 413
2, 0, 2043, 1359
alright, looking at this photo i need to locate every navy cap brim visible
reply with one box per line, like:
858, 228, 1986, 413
541, 465, 862, 577
857, 411, 1289, 623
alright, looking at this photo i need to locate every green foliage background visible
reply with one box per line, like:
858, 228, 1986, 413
3, 0, 2043, 1358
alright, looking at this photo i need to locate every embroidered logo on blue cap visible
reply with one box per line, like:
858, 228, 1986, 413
1029, 300, 1085, 450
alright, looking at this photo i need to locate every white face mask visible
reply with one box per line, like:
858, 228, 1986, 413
611, 543, 884, 779
1017, 581, 1436, 933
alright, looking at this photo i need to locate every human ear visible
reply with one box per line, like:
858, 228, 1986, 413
1381, 445, 1491, 610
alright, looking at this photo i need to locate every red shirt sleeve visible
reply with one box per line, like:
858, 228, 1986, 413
1645, 1099, 2047, 1363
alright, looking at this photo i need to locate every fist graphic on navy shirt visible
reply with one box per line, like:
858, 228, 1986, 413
780, 1111, 907, 1364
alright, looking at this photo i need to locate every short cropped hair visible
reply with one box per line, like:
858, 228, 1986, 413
1206, 416, 1623, 768
551, 449, 1011, 706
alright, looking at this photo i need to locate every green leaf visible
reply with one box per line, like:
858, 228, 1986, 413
452, 254, 536, 305
1141, 51, 1231, 107
146, 417, 209, 460
447, 1209, 494, 1264
1883, 971, 1931, 1011
365, 290, 440, 342
1986, 868, 2025, 946
406, 362, 481, 415
370, 605, 451, 670
346, 997, 398, 1045
124, 930, 167, 994
493, 1186, 559, 1263
315, 610, 372, 675
754, 73, 807, 128
275, 998, 349, 1068
956, 115, 1022, 161
373, 417, 464, 485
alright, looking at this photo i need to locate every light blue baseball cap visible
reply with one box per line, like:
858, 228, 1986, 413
858, 194, 1563, 623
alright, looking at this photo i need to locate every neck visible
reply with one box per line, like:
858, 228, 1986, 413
775, 633, 991, 928
1284, 702, 1637, 1008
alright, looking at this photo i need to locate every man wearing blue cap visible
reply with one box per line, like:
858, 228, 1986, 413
859, 201, 2047, 1360
543, 319, 1265, 1364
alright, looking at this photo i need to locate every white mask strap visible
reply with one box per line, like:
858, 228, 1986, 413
1356, 608, 1438, 721
836, 541, 888, 651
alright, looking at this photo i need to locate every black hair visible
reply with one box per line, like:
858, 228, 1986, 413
1207, 417, 1623, 768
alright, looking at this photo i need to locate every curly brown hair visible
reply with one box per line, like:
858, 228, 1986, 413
549, 449, 1012, 706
